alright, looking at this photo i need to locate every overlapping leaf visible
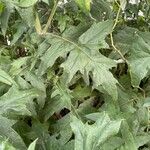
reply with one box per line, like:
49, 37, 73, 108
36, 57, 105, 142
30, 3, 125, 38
43, 81, 72, 121
75, 0, 91, 13
0, 139, 16, 150
0, 68, 14, 85
0, 116, 26, 149
128, 33, 150, 86
70, 112, 122, 150
19, 0, 38, 7
38, 20, 118, 99
114, 27, 150, 87
0, 86, 40, 116
61, 48, 118, 100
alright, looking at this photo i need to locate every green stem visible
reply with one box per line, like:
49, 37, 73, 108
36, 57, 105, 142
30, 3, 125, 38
110, 1, 126, 62
110, 33, 126, 62
42, 0, 58, 34
112, 2, 121, 30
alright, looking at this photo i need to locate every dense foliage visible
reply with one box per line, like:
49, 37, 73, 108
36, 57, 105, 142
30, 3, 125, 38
0, 0, 150, 149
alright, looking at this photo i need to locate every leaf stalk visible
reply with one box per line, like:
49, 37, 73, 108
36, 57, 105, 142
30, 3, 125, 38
42, 0, 58, 34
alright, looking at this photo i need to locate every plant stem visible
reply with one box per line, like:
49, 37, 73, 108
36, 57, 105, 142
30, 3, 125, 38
110, 1, 126, 62
42, 0, 58, 34
112, 1, 121, 30
110, 33, 126, 62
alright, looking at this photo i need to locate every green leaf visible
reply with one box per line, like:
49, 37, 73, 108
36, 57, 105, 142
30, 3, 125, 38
128, 34, 150, 86
27, 139, 38, 150
101, 137, 123, 150
51, 81, 72, 109
135, 135, 150, 148
19, 0, 38, 7
24, 71, 46, 108
11, 22, 27, 45
0, 86, 40, 117
0, 2, 4, 14
110, 27, 137, 59
0, 115, 26, 149
79, 20, 113, 50
114, 27, 150, 86
0, 68, 14, 85
61, 48, 118, 100
70, 112, 122, 150
38, 20, 117, 100
77, 98, 97, 116
0, 1, 17, 35
38, 20, 113, 75
0, 3, 13, 36
75, 0, 91, 13
16, 7, 35, 27
9, 57, 30, 76
72, 85, 91, 100
38, 34, 75, 75
0, 139, 16, 150
120, 121, 137, 150
43, 81, 72, 121
90, 0, 112, 20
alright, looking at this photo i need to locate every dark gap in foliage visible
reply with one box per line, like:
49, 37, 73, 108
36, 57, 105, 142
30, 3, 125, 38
69, 84, 76, 90
144, 127, 150, 132
0, 35, 6, 44
84, 96, 90, 100
52, 112, 62, 120
139, 77, 149, 88
60, 108, 70, 117
24, 117, 32, 127
51, 109, 70, 121
33, 98, 39, 105
89, 73, 93, 86
99, 48, 111, 57
139, 144, 149, 149
69, 133, 75, 141
16, 47, 28, 58
116, 63, 128, 78
92, 96, 104, 109
56, 133, 61, 140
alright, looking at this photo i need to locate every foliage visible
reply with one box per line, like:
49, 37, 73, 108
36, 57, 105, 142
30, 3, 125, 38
0, 0, 150, 149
